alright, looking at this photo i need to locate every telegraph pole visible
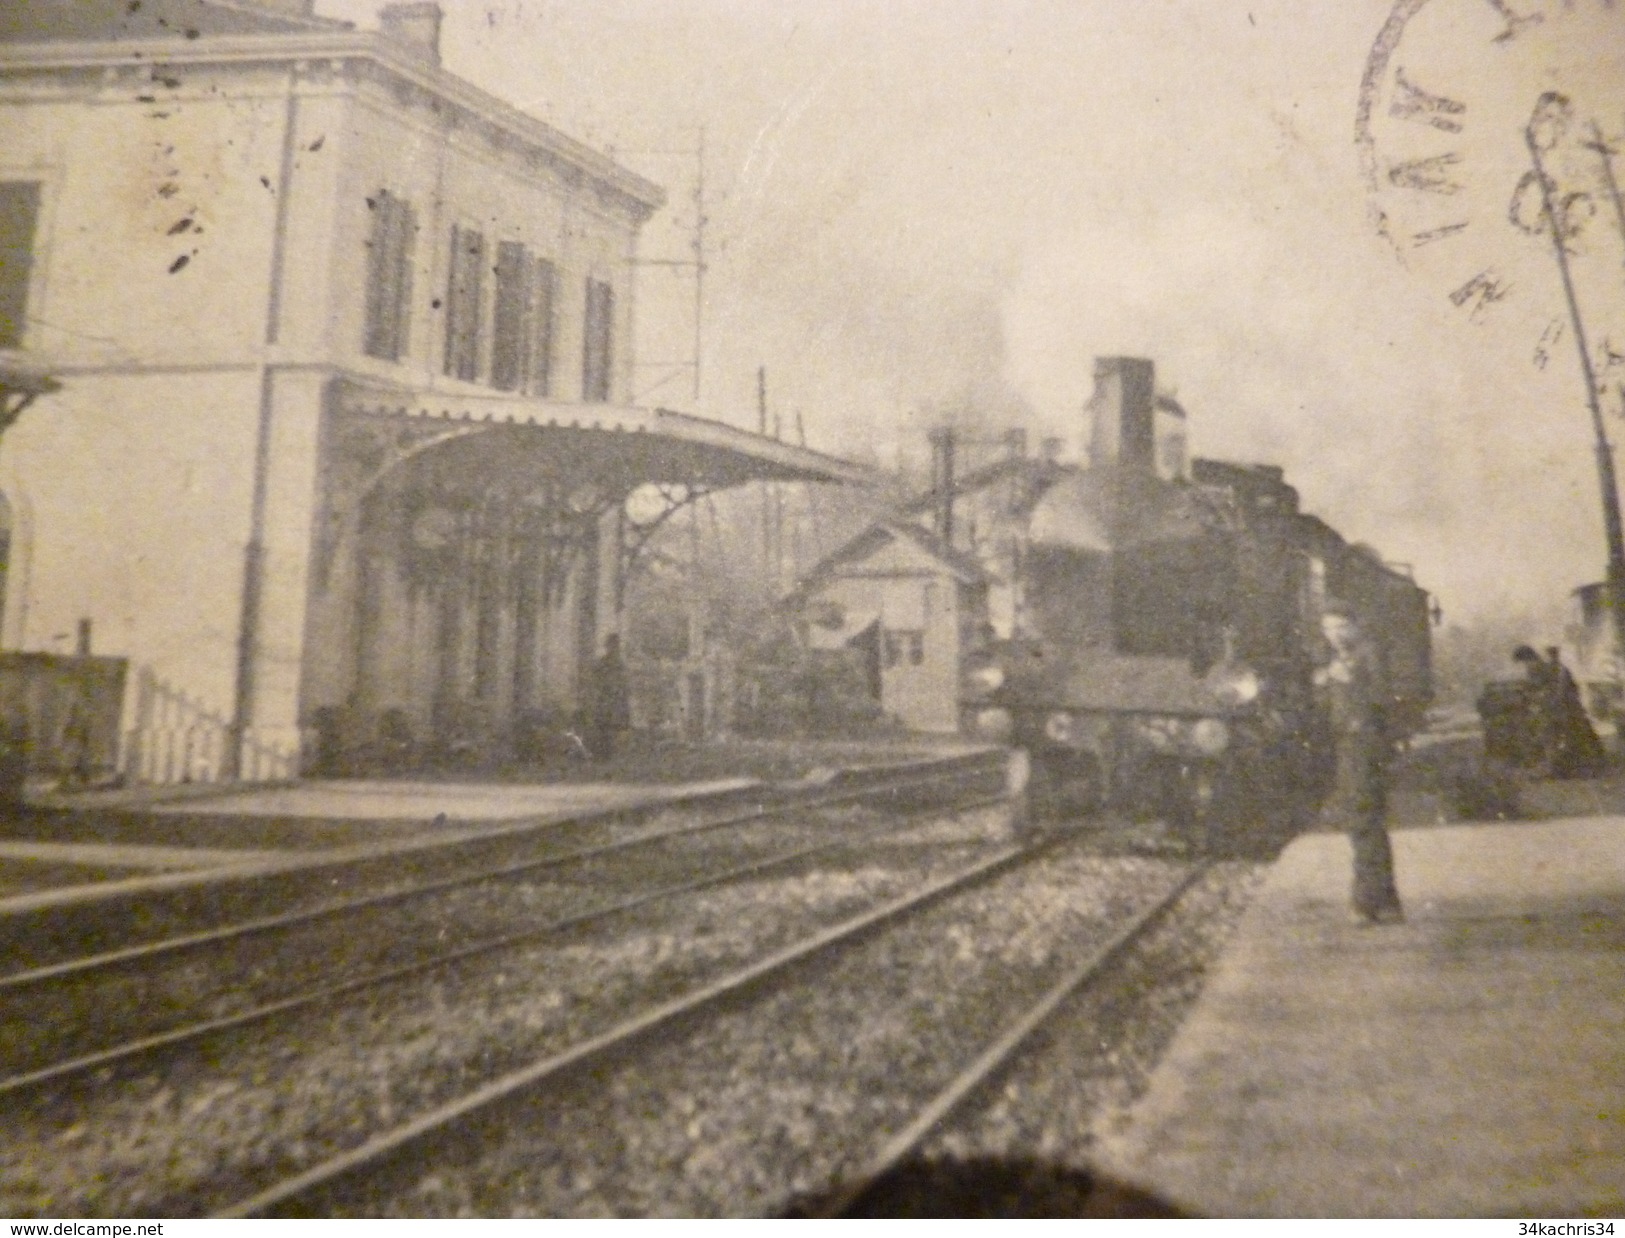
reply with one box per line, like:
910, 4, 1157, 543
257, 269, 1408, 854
771, 408, 784, 589
693, 127, 706, 404
796, 409, 827, 566
1526, 93, 1625, 664
758, 365, 770, 579
1585, 119, 1625, 287
626, 126, 706, 407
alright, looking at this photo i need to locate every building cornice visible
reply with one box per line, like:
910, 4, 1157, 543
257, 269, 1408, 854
0, 31, 665, 218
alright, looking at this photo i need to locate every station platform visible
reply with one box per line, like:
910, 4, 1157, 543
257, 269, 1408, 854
29, 776, 757, 824
0, 777, 756, 910
1094, 817, 1625, 1217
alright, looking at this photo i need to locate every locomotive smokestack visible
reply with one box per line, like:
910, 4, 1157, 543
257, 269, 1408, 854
1087, 356, 1157, 474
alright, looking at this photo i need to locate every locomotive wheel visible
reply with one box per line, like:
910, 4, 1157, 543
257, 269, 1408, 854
1030, 747, 1105, 820
1163, 760, 1219, 850
1196, 756, 1306, 859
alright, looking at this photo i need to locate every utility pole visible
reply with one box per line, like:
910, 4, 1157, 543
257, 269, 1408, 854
691, 127, 706, 404
757, 365, 770, 580
1585, 119, 1625, 287
1526, 93, 1625, 668
796, 409, 826, 566
771, 408, 784, 590
626, 126, 706, 407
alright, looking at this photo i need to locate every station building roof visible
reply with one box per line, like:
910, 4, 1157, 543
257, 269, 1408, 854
334, 380, 880, 496
0, 0, 351, 42
0, 1, 665, 220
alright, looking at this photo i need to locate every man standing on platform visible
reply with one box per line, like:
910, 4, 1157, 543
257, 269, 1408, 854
1316, 600, 1404, 925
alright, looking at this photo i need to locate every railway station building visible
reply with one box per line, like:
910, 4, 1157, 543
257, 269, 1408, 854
0, 0, 869, 782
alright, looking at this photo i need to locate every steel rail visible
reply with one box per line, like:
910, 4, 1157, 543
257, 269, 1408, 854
0, 751, 1004, 994
810, 862, 1212, 1218
215, 834, 1051, 1218
0, 787, 1010, 1098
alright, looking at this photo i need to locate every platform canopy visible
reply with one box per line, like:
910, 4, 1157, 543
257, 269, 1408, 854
334, 379, 879, 500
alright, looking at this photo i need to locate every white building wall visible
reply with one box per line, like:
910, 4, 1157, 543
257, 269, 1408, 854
8, 64, 289, 365
0, 62, 292, 777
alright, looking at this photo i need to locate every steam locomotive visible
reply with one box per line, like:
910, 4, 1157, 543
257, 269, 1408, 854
961, 358, 1433, 853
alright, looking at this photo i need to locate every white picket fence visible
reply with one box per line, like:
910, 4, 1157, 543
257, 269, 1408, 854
121, 667, 298, 784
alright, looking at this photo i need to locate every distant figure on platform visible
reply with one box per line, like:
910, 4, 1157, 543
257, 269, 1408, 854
1511, 645, 1558, 771
1543, 646, 1606, 778
584, 633, 631, 762
1509, 644, 1606, 777
59, 697, 92, 789
1316, 601, 1404, 925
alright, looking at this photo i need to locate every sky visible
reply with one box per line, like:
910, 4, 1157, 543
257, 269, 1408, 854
319, 0, 1625, 630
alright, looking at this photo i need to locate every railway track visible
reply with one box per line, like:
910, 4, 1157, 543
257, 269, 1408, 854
808, 863, 1210, 1217
0, 751, 1010, 1094
210, 845, 1212, 1218
209, 839, 1053, 1217
0, 751, 1010, 974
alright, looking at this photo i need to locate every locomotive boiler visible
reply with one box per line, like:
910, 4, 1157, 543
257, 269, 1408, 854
962, 357, 1433, 853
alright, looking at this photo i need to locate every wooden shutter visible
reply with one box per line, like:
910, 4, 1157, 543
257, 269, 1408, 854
490, 241, 530, 392
392, 199, 416, 359
363, 190, 414, 360
0, 183, 41, 350
582, 277, 614, 402
526, 258, 557, 398
443, 225, 485, 381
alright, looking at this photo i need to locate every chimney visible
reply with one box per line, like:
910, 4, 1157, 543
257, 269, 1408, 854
1153, 394, 1189, 481
1039, 436, 1064, 464
1002, 427, 1028, 460
1087, 356, 1157, 474
379, 2, 443, 65
928, 427, 956, 545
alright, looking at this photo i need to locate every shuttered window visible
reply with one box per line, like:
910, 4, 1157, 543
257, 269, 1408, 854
527, 257, 557, 398
0, 183, 41, 350
443, 224, 485, 382
490, 240, 531, 392
582, 277, 614, 403
362, 189, 415, 361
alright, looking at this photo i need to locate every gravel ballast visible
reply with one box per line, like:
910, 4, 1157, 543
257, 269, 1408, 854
0, 801, 910, 1073
338, 842, 1222, 1217
0, 806, 1013, 1215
